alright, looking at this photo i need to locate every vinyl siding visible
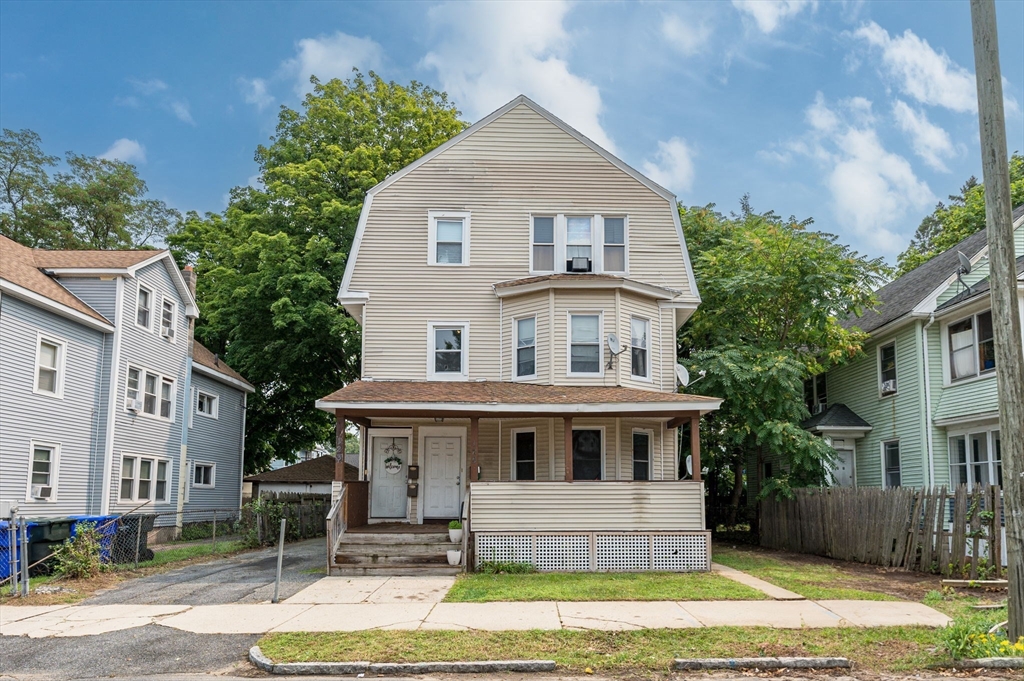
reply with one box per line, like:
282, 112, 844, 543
58, 277, 118, 321
0, 295, 109, 515
350, 103, 694, 383
183, 372, 245, 516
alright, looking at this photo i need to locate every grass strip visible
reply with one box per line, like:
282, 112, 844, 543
137, 540, 245, 567
444, 571, 765, 602
258, 627, 946, 672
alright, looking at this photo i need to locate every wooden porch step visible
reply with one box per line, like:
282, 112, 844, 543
334, 552, 451, 566
336, 542, 458, 557
329, 565, 462, 577
339, 532, 452, 545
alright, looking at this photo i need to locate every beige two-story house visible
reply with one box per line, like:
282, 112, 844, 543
317, 96, 722, 573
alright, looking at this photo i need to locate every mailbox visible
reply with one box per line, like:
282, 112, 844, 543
407, 465, 420, 480
407, 482, 419, 498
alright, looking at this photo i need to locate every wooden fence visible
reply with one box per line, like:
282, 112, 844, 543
240, 492, 330, 545
760, 485, 1004, 578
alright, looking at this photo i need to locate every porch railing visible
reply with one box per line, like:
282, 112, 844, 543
325, 485, 347, 572
461, 487, 470, 571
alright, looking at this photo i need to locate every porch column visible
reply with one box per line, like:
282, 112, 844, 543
335, 411, 346, 481
563, 417, 573, 482
690, 415, 701, 482
469, 417, 480, 483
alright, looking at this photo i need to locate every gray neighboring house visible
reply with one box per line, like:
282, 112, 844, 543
0, 235, 253, 534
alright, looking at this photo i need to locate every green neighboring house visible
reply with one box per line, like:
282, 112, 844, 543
802, 204, 1024, 491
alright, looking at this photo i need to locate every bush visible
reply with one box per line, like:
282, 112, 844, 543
179, 520, 235, 541
478, 560, 536, 574
51, 522, 103, 579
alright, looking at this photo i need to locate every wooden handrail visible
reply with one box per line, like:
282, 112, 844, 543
461, 487, 470, 571
325, 486, 347, 572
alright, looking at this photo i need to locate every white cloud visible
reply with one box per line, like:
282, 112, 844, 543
282, 31, 384, 96
100, 138, 146, 164
732, 0, 816, 34
421, 0, 616, 152
662, 13, 712, 56
170, 100, 195, 125
129, 78, 168, 95
641, 137, 696, 195
853, 21, 976, 113
892, 100, 959, 172
239, 77, 275, 111
778, 93, 934, 255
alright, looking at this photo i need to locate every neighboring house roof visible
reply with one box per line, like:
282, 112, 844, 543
800, 403, 873, 432
844, 204, 1024, 335
317, 380, 721, 414
245, 455, 357, 483
935, 254, 1024, 313
192, 341, 255, 392
0, 235, 114, 329
32, 249, 162, 269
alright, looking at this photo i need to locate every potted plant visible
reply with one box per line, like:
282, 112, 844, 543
447, 549, 462, 566
448, 520, 463, 543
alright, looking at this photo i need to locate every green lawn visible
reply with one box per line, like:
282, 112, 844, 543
258, 627, 946, 672
443, 571, 765, 602
712, 546, 899, 601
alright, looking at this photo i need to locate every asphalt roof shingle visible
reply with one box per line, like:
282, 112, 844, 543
245, 455, 357, 483
192, 341, 254, 389
800, 403, 872, 431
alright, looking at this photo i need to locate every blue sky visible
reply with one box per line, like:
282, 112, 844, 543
2, 0, 1022, 262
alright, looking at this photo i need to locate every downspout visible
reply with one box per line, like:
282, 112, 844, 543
238, 392, 247, 509
921, 314, 937, 487
100, 277, 125, 515
497, 288, 503, 381
177, 356, 192, 533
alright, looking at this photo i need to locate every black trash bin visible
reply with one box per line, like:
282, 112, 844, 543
24, 518, 74, 575
111, 514, 157, 563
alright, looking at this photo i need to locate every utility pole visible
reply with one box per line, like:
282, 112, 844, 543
970, 0, 1024, 641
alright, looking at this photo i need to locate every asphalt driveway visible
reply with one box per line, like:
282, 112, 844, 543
85, 537, 326, 606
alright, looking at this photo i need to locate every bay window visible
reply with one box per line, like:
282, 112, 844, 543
515, 316, 536, 378
949, 428, 1002, 490
630, 317, 649, 379
569, 313, 601, 375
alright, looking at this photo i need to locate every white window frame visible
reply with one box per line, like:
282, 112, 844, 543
427, 321, 470, 381
33, 333, 67, 398
601, 215, 628, 274
427, 210, 471, 267
26, 440, 60, 502
126, 365, 176, 422
942, 309, 996, 385
567, 311, 604, 377
630, 316, 652, 381
631, 428, 654, 481
159, 295, 177, 342
510, 427, 537, 481
947, 427, 1002, 491
529, 214, 557, 274
528, 213, 630, 275
878, 341, 898, 397
192, 461, 216, 489
564, 215, 596, 273
195, 390, 220, 419
118, 454, 171, 503
513, 315, 537, 380
571, 425, 606, 480
136, 282, 154, 331
881, 440, 901, 489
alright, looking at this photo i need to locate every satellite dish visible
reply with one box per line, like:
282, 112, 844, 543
607, 333, 621, 355
958, 251, 972, 274
675, 364, 690, 387
685, 455, 693, 477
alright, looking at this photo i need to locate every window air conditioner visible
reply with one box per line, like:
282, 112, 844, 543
570, 256, 591, 272
31, 485, 53, 500
161, 326, 175, 339
814, 402, 826, 414
881, 379, 897, 394
125, 398, 143, 412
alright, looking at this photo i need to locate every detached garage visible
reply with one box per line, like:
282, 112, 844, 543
245, 455, 358, 498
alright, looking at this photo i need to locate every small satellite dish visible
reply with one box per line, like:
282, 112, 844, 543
607, 333, 621, 355
685, 455, 693, 477
958, 251, 972, 275
675, 364, 690, 387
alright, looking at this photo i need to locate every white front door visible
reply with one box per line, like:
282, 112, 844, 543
423, 436, 461, 519
370, 436, 409, 518
833, 448, 855, 487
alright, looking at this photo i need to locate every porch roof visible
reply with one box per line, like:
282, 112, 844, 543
316, 380, 721, 418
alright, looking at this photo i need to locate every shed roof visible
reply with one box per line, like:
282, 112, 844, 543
245, 455, 357, 483
800, 403, 872, 431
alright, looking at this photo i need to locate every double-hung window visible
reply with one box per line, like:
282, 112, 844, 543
630, 317, 649, 379
569, 313, 601, 375
137, 285, 152, 329
603, 217, 626, 272
28, 442, 58, 500
879, 342, 897, 396
160, 378, 173, 418
883, 440, 901, 488
193, 462, 215, 488
119, 455, 169, 502
429, 323, 468, 379
949, 311, 995, 381
515, 317, 536, 379
428, 211, 470, 265
513, 430, 536, 481
196, 391, 219, 418
532, 216, 555, 272
949, 429, 1002, 490
144, 372, 158, 414
632, 430, 651, 481
34, 337, 65, 397
160, 297, 176, 339
565, 217, 593, 272
133, 368, 174, 420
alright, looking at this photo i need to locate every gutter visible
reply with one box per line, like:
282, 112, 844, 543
921, 313, 936, 487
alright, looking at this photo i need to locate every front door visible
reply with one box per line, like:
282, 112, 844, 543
370, 436, 409, 518
833, 448, 855, 487
423, 436, 461, 519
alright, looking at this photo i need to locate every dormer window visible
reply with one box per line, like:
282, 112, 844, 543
565, 217, 593, 272
428, 211, 471, 266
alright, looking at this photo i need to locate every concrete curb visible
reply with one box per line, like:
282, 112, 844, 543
249, 647, 556, 674
673, 657, 851, 670
947, 658, 1024, 669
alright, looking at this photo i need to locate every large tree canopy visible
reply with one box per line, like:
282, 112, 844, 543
897, 152, 1023, 276
678, 199, 889, 509
169, 72, 466, 473
0, 128, 178, 249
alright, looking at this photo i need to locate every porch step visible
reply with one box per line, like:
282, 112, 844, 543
340, 532, 451, 545
329, 565, 463, 577
334, 530, 463, 576
336, 542, 458, 558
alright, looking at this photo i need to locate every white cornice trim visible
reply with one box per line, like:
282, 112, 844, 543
192, 362, 255, 393
493, 276, 686, 301
315, 398, 722, 415
0, 278, 114, 332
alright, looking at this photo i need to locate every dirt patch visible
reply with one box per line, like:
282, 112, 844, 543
0, 571, 127, 606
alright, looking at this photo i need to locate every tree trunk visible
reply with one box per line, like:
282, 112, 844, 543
727, 457, 744, 526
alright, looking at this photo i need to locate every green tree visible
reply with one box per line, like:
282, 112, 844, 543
0, 128, 57, 245
897, 152, 1024, 275
169, 71, 465, 473
678, 199, 889, 517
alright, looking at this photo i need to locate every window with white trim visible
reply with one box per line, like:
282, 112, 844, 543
565, 216, 593, 272
27, 442, 58, 501
119, 455, 170, 502
131, 368, 175, 420
603, 217, 626, 272
193, 462, 215, 488
879, 342, 897, 396
136, 285, 153, 329
34, 336, 65, 397
196, 391, 219, 418
630, 317, 649, 379
512, 430, 536, 481
428, 211, 470, 265
883, 440, 901, 488
160, 297, 177, 340
429, 323, 468, 379
515, 317, 536, 379
632, 430, 651, 481
532, 216, 555, 272
569, 313, 601, 375
949, 428, 1002, 490
949, 311, 995, 381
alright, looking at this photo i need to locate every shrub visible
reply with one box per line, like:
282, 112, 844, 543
51, 522, 103, 579
478, 560, 536, 574
941, 617, 1024, 659
448, 520, 462, 530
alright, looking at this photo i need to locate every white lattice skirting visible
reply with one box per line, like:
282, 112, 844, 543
474, 531, 711, 572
